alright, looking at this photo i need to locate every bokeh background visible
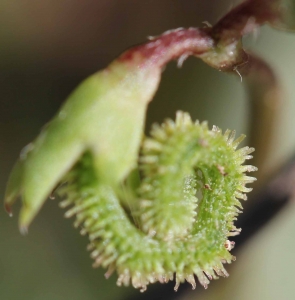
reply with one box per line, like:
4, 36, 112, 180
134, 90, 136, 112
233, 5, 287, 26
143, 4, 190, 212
1, 1, 295, 299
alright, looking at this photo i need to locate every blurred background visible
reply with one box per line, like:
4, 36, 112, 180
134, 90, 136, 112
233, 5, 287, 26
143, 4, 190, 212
1, 0, 295, 299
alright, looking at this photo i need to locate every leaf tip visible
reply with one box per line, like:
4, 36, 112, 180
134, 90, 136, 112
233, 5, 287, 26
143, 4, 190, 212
4, 203, 13, 217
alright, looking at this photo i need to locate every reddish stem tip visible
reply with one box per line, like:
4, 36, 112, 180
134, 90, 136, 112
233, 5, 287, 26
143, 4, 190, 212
4, 203, 13, 217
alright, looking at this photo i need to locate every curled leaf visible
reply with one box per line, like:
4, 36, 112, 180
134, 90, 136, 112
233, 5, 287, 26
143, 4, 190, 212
58, 111, 256, 291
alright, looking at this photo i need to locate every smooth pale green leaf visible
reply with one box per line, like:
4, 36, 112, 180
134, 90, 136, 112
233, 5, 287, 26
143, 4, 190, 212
5, 58, 161, 228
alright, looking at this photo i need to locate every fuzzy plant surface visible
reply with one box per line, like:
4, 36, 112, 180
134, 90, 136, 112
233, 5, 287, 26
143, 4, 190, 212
57, 113, 256, 292
4, 0, 294, 293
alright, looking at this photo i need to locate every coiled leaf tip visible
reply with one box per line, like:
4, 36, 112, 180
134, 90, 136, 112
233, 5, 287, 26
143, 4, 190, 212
58, 111, 256, 292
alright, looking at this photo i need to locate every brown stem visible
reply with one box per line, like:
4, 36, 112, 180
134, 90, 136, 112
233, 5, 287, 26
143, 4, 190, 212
118, 26, 247, 73
118, 0, 283, 72
117, 0, 284, 184
118, 27, 214, 68
239, 53, 282, 183
212, 0, 283, 44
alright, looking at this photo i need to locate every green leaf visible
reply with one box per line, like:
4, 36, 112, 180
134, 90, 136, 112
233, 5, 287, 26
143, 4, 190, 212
5, 58, 161, 228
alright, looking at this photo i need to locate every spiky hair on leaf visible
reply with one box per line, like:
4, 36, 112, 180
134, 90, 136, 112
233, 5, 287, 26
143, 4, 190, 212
58, 111, 256, 292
